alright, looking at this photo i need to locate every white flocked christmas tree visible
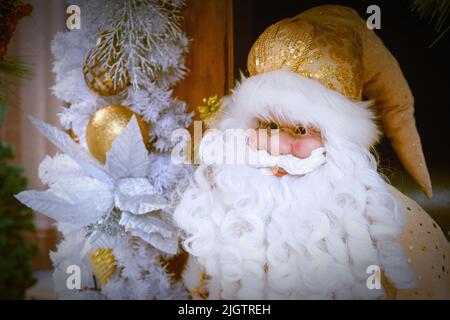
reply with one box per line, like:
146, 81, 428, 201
16, 0, 193, 299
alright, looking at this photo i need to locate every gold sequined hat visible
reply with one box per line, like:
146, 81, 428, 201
247, 5, 432, 197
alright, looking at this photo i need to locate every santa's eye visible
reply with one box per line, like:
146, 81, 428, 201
266, 121, 279, 130
294, 125, 307, 135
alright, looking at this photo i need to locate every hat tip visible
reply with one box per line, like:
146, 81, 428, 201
423, 187, 433, 199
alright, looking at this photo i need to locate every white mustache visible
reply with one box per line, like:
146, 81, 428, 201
248, 146, 326, 175
199, 131, 327, 175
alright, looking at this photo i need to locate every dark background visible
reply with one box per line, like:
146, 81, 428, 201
233, 0, 450, 236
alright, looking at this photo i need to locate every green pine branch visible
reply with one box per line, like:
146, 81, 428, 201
0, 141, 36, 299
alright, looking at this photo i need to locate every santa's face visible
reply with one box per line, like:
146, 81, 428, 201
175, 70, 415, 300
248, 118, 324, 177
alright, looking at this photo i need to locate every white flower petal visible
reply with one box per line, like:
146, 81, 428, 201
39, 154, 84, 186
29, 116, 113, 186
16, 177, 113, 225
105, 116, 150, 179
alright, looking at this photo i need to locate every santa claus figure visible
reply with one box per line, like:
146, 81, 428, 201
174, 5, 450, 299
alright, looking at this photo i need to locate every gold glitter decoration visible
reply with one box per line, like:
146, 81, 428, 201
89, 248, 117, 285
247, 16, 363, 100
83, 31, 129, 96
197, 95, 222, 121
67, 128, 79, 144
190, 272, 209, 299
196, 95, 224, 129
86, 105, 150, 163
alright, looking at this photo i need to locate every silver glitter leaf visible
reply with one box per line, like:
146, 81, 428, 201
119, 212, 178, 254
114, 178, 168, 214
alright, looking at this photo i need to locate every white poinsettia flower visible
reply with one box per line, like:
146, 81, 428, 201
16, 116, 178, 254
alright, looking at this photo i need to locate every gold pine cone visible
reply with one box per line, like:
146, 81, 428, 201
89, 248, 117, 286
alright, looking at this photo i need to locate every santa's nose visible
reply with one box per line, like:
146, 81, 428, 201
274, 131, 295, 156
250, 130, 323, 159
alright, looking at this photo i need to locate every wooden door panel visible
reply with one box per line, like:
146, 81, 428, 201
174, 0, 234, 126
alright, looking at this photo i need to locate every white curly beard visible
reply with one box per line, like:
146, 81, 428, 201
174, 140, 416, 300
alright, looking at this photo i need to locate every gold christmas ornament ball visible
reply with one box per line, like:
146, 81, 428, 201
83, 51, 129, 96
89, 248, 117, 286
86, 105, 150, 163
83, 32, 129, 96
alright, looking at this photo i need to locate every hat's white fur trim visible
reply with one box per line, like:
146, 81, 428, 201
220, 69, 379, 149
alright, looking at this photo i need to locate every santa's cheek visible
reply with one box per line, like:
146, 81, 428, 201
247, 131, 258, 149
248, 130, 270, 151
268, 131, 292, 155
291, 136, 323, 159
